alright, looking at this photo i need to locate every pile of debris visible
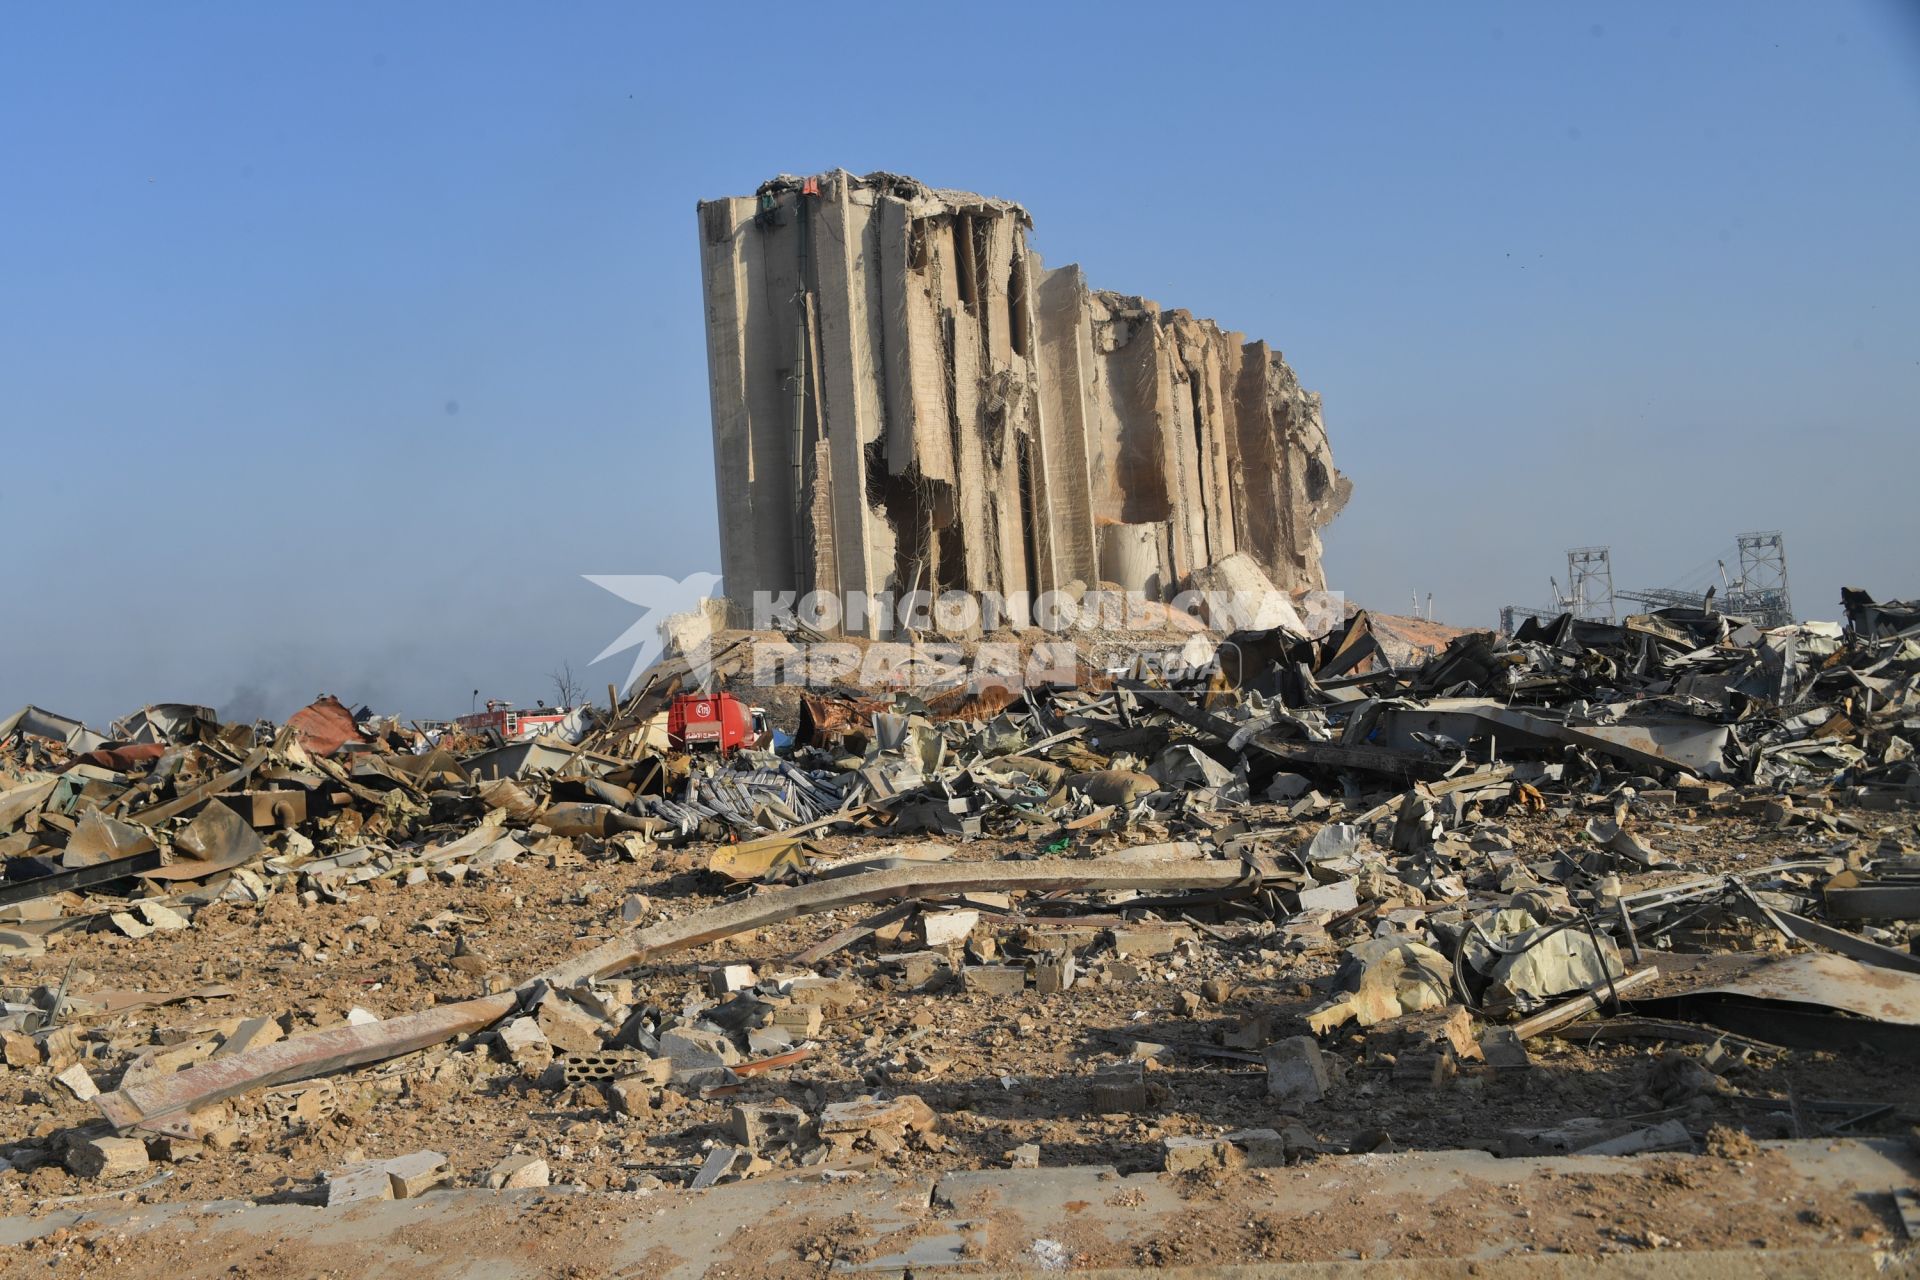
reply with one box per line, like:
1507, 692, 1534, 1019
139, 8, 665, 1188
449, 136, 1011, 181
1, 588, 1917, 1222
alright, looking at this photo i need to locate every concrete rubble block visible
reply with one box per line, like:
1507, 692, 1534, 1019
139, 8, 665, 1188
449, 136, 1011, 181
325, 1163, 395, 1207
1225, 1128, 1290, 1167
1089, 1061, 1148, 1114
690, 1144, 754, 1190
1162, 1135, 1230, 1174
1016, 926, 1100, 953
562, 983, 629, 1026
53, 1063, 97, 1101
1296, 877, 1359, 915
1162, 1128, 1287, 1174
134, 901, 190, 931
385, 1150, 451, 1199
280, 1083, 337, 1126
962, 965, 1026, 996
65, 1136, 150, 1180
1677, 780, 1730, 805
562, 1050, 666, 1085
213, 1016, 284, 1059
1101, 958, 1145, 985
658, 1026, 740, 1071
109, 912, 153, 939
1367, 1005, 1481, 1086
534, 993, 610, 1054
1, 1030, 43, 1067
888, 950, 953, 990
607, 1075, 657, 1116
786, 978, 863, 1011
708, 963, 757, 996
1009, 1143, 1041, 1168
1183, 553, 1309, 635
919, 909, 979, 948
1032, 952, 1076, 996
1265, 1036, 1329, 1107
818, 1094, 938, 1154
1109, 925, 1184, 958
1223, 1013, 1274, 1050
770, 1002, 824, 1036
728, 1100, 813, 1154
1500, 1117, 1617, 1157
496, 1016, 551, 1063
148, 1136, 203, 1164
177, 1104, 233, 1140
485, 1155, 549, 1190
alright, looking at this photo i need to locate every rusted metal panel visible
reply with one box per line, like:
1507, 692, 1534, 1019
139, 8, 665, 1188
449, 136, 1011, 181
283, 695, 367, 757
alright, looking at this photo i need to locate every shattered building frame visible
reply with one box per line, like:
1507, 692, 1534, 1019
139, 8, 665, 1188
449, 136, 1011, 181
697, 171, 1350, 634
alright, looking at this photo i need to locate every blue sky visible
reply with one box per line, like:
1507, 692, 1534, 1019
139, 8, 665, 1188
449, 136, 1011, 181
3, 2, 1916, 724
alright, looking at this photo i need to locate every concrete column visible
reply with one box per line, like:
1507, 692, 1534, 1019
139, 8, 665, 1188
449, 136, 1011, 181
1032, 263, 1100, 593
811, 180, 884, 634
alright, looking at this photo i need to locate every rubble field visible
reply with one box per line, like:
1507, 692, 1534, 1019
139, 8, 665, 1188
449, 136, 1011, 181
2, 590, 1919, 1272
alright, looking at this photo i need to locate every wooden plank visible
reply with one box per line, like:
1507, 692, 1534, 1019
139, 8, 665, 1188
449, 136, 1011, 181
95, 858, 1254, 1135
536, 858, 1254, 990
1351, 764, 1516, 826
1546, 1016, 1786, 1053
1511, 966, 1659, 1041
786, 902, 915, 967
94, 993, 515, 1134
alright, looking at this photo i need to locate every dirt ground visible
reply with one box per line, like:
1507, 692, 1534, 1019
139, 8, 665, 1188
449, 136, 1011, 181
2, 799, 1913, 1226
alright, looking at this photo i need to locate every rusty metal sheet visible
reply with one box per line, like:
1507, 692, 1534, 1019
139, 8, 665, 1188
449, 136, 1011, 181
1673, 952, 1920, 1025
146, 797, 264, 881
216, 789, 309, 830
284, 695, 367, 757
58, 743, 169, 775
796, 693, 888, 752
0, 705, 105, 753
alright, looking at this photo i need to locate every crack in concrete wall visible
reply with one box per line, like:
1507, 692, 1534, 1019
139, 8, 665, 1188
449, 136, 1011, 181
697, 170, 1351, 634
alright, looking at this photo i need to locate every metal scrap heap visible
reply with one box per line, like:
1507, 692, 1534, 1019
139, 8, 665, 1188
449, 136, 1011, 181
0, 588, 1917, 1261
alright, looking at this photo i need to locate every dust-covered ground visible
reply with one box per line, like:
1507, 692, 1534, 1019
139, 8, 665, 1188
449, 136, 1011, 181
2, 799, 1912, 1221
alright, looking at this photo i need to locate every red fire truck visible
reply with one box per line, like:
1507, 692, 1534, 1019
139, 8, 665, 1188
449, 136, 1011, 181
452, 700, 574, 741
665, 693, 761, 755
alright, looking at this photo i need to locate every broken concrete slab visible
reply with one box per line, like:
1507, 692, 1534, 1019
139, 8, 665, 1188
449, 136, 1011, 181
485, 1155, 549, 1190
384, 1150, 450, 1199
1264, 1036, 1329, 1107
64, 1136, 148, 1180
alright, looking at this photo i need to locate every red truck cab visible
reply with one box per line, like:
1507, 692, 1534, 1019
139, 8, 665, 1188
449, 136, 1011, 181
666, 693, 757, 754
